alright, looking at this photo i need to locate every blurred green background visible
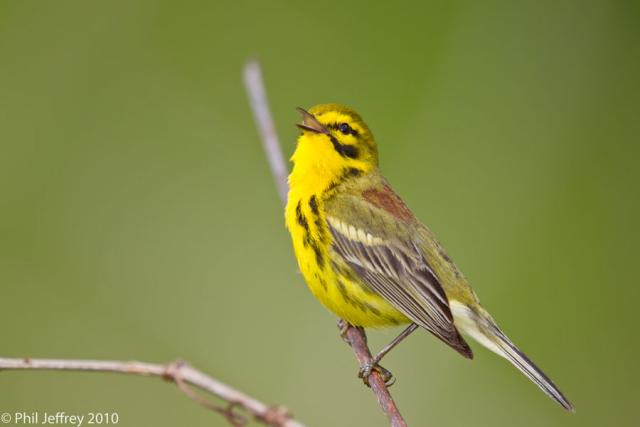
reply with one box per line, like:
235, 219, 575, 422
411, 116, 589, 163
1, 1, 639, 426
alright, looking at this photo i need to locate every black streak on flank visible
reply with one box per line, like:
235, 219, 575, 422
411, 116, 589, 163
297, 200, 325, 269
311, 240, 324, 269
332, 260, 374, 294
364, 301, 382, 316
336, 278, 382, 316
329, 134, 359, 159
309, 195, 319, 215
296, 201, 309, 232
309, 195, 328, 244
336, 279, 352, 304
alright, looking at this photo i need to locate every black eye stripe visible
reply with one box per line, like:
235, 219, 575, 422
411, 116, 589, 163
327, 122, 359, 136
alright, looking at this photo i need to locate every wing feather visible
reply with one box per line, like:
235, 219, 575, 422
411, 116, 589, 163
326, 184, 473, 358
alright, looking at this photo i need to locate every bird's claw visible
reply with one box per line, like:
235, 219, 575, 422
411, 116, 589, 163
358, 361, 395, 387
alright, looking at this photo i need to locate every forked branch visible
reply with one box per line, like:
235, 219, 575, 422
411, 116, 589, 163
0, 358, 304, 427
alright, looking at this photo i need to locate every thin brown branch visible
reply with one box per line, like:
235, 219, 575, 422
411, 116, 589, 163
0, 358, 305, 427
342, 328, 408, 427
243, 59, 408, 427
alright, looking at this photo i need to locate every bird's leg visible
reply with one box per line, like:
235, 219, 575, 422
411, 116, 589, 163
370, 323, 419, 364
358, 323, 419, 387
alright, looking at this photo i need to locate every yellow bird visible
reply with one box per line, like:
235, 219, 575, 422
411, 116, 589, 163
284, 103, 573, 411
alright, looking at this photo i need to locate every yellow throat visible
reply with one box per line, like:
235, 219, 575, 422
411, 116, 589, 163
288, 104, 378, 197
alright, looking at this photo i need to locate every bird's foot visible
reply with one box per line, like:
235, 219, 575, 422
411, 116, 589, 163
358, 361, 395, 387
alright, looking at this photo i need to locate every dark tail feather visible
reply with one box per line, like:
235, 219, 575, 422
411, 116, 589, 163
450, 301, 574, 411
486, 321, 574, 412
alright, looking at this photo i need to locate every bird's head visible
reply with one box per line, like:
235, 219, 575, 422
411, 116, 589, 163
290, 104, 378, 190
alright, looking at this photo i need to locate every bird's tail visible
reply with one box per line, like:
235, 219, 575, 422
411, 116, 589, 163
450, 301, 574, 411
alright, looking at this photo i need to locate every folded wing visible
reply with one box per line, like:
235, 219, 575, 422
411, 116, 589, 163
325, 181, 472, 358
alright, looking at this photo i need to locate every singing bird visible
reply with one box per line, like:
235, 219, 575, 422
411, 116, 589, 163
284, 103, 573, 411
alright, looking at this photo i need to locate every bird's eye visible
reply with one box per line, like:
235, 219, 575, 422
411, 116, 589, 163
338, 123, 352, 135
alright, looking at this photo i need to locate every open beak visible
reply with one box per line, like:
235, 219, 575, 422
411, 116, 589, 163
296, 107, 328, 134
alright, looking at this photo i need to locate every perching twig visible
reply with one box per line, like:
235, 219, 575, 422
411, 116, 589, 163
342, 328, 408, 427
0, 358, 304, 427
244, 60, 289, 203
243, 59, 408, 427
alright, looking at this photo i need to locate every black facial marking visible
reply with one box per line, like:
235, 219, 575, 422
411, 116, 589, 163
329, 134, 359, 159
328, 122, 359, 136
339, 123, 352, 135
